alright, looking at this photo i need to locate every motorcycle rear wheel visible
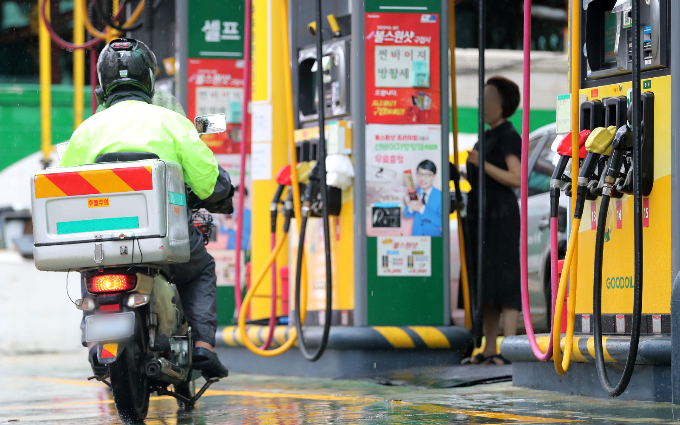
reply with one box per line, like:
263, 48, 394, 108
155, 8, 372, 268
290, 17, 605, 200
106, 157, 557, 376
109, 342, 149, 423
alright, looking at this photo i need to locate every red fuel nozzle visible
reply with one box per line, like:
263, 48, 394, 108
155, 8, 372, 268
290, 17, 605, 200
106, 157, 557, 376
276, 164, 293, 186
556, 129, 590, 159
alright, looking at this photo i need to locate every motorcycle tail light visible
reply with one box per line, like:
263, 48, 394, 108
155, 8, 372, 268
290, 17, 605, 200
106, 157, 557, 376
87, 274, 137, 293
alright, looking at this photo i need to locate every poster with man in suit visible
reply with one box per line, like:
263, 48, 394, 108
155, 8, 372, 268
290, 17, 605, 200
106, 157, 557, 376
365, 124, 443, 237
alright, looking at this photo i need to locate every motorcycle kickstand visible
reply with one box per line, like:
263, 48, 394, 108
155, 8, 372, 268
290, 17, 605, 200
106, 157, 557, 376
87, 375, 111, 389
157, 378, 219, 407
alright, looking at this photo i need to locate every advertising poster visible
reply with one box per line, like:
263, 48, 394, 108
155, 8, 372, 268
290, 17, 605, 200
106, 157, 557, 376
366, 124, 442, 237
364, 12, 441, 125
188, 58, 246, 154
377, 236, 432, 277
205, 154, 251, 286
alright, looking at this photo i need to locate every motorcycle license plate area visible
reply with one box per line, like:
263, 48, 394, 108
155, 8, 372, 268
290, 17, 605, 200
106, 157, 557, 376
85, 312, 135, 342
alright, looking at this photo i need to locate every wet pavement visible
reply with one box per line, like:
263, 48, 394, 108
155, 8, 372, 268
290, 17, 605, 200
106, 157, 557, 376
2, 353, 680, 424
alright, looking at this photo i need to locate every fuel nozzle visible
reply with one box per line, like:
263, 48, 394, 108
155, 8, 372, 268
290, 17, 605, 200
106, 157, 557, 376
302, 162, 321, 217
282, 190, 294, 233
573, 126, 616, 219
550, 129, 590, 218
602, 125, 633, 197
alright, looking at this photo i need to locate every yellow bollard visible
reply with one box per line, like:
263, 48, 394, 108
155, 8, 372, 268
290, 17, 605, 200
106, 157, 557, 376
73, 0, 85, 129
39, 0, 52, 164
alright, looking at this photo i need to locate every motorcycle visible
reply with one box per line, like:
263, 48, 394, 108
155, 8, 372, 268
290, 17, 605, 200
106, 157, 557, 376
49, 114, 229, 422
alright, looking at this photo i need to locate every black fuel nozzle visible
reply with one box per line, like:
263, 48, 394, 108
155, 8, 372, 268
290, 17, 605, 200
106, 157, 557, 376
302, 163, 321, 217
550, 155, 570, 218
282, 190, 294, 233
602, 125, 633, 197
270, 184, 286, 233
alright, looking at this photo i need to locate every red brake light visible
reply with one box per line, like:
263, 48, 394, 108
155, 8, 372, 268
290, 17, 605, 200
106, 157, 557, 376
87, 274, 137, 293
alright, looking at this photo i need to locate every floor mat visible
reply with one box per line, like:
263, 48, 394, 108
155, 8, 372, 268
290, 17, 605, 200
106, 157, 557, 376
367, 365, 512, 388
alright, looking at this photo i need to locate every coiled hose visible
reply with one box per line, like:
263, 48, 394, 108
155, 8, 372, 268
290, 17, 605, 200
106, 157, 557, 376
293, 0, 333, 362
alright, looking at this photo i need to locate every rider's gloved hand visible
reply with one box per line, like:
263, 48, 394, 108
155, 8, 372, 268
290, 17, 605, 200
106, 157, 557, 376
192, 347, 229, 379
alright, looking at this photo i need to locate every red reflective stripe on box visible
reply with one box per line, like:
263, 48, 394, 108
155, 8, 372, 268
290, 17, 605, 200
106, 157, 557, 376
44, 172, 99, 197
35, 167, 153, 198
110, 167, 153, 191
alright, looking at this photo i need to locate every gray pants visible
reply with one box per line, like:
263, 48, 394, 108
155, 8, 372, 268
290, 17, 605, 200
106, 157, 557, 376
81, 223, 218, 346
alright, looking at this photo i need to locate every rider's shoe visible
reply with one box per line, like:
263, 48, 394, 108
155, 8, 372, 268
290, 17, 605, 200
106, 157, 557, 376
88, 345, 108, 376
191, 347, 229, 379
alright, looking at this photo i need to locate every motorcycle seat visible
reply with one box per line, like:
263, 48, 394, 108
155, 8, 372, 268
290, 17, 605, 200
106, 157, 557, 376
95, 152, 160, 163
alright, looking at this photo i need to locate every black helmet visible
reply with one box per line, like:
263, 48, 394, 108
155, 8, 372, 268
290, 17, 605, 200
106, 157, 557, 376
97, 38, 157, 98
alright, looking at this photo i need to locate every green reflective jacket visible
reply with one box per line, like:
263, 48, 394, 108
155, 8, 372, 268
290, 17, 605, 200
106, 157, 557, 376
59, 100, 218, 200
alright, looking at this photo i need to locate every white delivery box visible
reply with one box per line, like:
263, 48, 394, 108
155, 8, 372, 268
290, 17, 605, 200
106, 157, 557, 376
31, 159, 190, 271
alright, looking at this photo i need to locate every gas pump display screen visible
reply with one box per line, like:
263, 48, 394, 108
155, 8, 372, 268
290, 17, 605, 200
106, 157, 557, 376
603, 11, 617, 64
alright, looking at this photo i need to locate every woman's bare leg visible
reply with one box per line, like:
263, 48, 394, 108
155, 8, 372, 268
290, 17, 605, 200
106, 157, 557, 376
483, 304, 501, 358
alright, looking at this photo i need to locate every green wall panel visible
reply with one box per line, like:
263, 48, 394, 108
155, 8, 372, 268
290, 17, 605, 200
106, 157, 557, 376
454, 107, 556, 135
367, 237, 445, 326
0, 84, 92, 172
365, 0, 441, 13
217, 286, 236, 325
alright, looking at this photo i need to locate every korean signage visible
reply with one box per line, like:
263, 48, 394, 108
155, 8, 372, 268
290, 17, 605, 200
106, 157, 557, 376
188, 0, 245, 59
187, 58, 246, 154
377, 236, 432, 277
365, 12, 441, 125
366, 124, 442, 237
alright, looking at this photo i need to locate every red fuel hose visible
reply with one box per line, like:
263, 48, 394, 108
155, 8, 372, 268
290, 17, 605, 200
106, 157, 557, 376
519, 0, 556, 362
234, 0, 252, 313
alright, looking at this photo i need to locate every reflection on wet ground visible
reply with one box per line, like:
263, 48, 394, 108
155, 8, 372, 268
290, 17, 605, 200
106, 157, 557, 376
2, 353, 680, 424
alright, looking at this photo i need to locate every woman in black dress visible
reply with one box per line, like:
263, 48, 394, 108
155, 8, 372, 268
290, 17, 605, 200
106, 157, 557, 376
462, 76, 522, 365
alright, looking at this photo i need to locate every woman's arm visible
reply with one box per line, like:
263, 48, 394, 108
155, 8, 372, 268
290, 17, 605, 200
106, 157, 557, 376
467, 151, 521, 188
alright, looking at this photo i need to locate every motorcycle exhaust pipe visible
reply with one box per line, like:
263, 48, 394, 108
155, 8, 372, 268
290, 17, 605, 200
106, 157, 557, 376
145, 358, 187, 385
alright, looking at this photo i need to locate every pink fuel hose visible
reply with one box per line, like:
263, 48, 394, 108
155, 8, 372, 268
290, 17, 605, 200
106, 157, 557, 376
234, 0, 252, 313
519, 0, 557, 361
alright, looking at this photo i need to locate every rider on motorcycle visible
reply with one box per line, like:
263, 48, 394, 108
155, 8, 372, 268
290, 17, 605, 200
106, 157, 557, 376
60, 38, 231, 379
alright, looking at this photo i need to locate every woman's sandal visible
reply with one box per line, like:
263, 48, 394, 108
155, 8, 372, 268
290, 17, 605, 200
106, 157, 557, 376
484, 354, 511, 365
461, 353, 488, 365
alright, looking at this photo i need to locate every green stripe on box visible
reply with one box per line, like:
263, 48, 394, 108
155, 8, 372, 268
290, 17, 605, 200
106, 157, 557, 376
168, 191, 186, 206
558, 94, 570, 100
57, 216, 139, 235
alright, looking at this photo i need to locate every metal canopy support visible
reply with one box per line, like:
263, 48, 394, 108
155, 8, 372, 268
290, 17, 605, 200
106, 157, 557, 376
441, 0, 451, 325
351, 0, 367, 326
670, 0, 680, 405
474, 0, 486, 347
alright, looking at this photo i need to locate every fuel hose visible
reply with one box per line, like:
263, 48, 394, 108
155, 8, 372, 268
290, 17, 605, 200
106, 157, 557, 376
592, 0, 645, 393
518, 0, 560, 362
93, 0, 158, 32
592, 130, 642, 396
551, 0, 583, 375
293, 0, 333, 362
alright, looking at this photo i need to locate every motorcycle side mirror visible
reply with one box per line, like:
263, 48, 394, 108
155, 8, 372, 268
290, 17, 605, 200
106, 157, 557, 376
194, 114, 228, 135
